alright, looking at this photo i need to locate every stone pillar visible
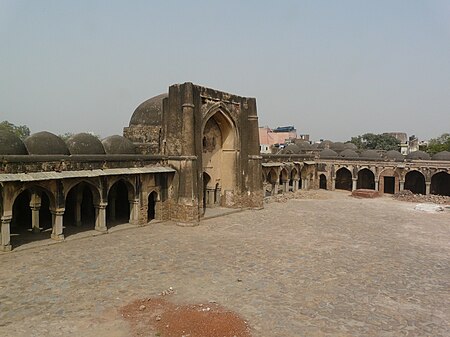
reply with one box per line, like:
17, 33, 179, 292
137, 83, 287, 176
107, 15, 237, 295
352, 178, 357, 191
273, 183, 279, 195
0, 216, 12, 251
51, 209, 64, 241
375, 179, 379, 191
301, 178, 307, 190
425, 182, 431, 195
399, 180, 405, 191
282, 180, 289, 193
30, 193, 41, 233
331, 178, 336, 191
293, 179, 299, 191
129, 199, 139, 225
95, 203, 108, 232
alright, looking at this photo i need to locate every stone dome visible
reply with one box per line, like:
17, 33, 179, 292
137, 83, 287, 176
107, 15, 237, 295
102, 135, 136, 154
318, 140, 333, 149
339, 149, 359, 158
310, 143, 319, 149
319, 149, 338, 158
406, 150, 431, 160
360, 149, 381, 159
294, 140, 311, 150
0, 130, 28, 155
330, 142, 345, 152
282, 144, 300, 154
129, 93, 168, 126
24, 131, 70, 155
343, 142, 358, 150
386, 150, 404, 161
432, 151, 450, 161
66, 133, 105, 155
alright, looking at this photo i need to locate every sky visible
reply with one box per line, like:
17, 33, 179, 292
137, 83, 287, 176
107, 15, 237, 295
1, 0, 449, 142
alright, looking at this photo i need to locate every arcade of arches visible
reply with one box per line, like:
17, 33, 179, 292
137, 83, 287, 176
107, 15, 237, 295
261, 161, 450, 198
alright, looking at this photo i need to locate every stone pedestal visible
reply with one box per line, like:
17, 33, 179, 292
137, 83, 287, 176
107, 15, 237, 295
352, 179, 357, 191
31, 206, 41, 233
129, 199, 139, 225
293, 179, 299, 191
51, 209, 64, 241
95, 203, 108, 232
425, 182, 431, 195
1, 216, 12, 251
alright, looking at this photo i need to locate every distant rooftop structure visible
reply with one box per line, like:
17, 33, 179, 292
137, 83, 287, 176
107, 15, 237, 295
273, 126, 296, 133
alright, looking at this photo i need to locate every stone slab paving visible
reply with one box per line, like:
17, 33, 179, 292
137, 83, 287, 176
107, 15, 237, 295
0, 190, 449, 336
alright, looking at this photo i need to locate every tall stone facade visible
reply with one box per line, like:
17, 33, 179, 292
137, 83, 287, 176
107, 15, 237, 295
125, 83, 263, 223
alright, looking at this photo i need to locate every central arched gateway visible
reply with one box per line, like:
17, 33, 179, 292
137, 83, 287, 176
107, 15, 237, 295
202, 107, 238, 209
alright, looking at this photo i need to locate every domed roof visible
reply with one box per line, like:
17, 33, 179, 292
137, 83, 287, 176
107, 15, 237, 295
339, 149, 359, 158
406, 150, 431, 160
330, 142, 345, 152
282, 144, 300, 154
386, 150, 404, 161
310, 143, 319, 149
318, 140, 333, 149
24, 131, 69, 155
294, 140, 311, 149
66, 133, 105, 155
343, 142, 358, 150
102, 135, 136, 154
0, 130, 28, 155
129, 93, 168, 126
319, 149, 338, 158
360, 149, 381, 159
432, 151, 450, 161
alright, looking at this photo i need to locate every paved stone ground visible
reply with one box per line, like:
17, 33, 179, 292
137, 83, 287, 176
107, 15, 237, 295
0, 190, 449, 336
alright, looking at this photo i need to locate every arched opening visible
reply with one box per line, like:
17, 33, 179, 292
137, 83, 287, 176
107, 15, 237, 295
319, 174, 327, 189
335, 168, 352, 191
431, 172, 450, 196
147, 191, 157, 222
107, 180, 130, 227
202, 109, 237, 207
11, 190, 32, 233
39, 193, 52, 231
64, 183, 97, 235
214, 183, 220, 204
266, 169, 277, 196
203, 172, 211, 211
279, 168, 288, 192
405, 171, 426, 195
10, 189, 53, 247
289, 169, 298, 191
357, 169, 375, 190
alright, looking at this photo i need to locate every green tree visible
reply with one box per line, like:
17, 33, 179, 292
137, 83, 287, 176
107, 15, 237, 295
426, 133, 450, 155
58, 132, 75, 141
350, 133, 400, 151
0, 121, 30, 140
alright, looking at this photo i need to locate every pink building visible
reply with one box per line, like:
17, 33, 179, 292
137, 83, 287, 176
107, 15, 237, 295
259, 126, 297, 153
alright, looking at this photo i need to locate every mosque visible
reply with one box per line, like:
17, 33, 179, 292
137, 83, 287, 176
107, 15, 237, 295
1, 82, 449, 251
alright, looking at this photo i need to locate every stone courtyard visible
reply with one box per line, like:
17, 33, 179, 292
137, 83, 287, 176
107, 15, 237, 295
0, 190, 449, 336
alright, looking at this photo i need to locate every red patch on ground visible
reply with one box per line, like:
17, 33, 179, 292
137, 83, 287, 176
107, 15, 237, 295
120, 297, 252, 337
